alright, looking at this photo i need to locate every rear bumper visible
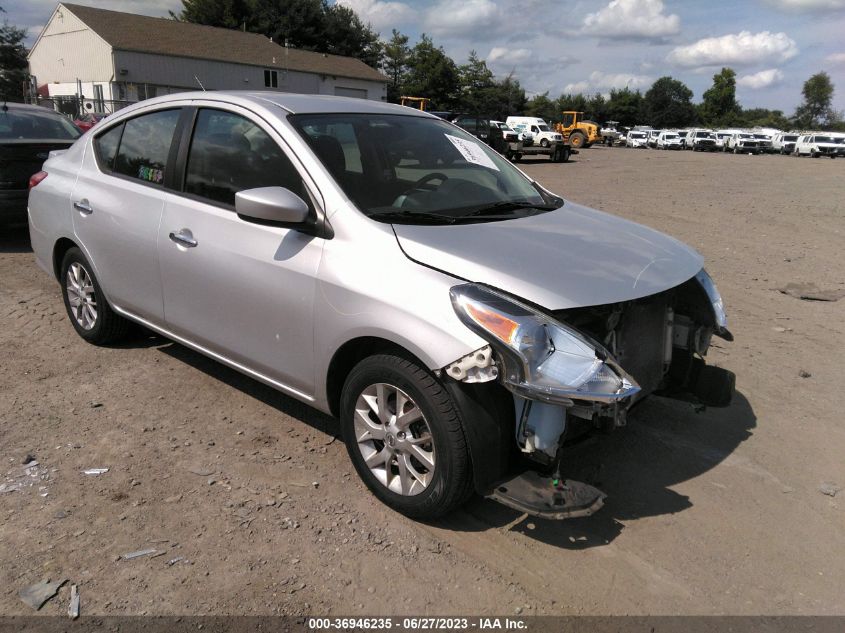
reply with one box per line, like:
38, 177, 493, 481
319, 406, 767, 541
0, 190, 29, 225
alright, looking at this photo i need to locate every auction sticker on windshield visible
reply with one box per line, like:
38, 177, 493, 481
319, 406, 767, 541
445, 134, 500, 171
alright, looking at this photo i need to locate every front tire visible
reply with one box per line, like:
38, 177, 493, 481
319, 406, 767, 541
340, 354, 473, 519
60, 247, 129, 345
569, 132, 586, 149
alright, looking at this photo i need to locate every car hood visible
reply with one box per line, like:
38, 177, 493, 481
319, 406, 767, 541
392, 201, 704, 310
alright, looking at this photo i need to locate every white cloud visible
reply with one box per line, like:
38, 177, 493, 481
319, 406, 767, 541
488, 47, 534, 65
667, 31, 799, 68
563, 70, 653, 94
762, 0, 845, 11
423, 0, 505, 38
827, 52, 845, 64
336, 0, 417, 32
737, 68, 785, 89
582, 0, 680, 40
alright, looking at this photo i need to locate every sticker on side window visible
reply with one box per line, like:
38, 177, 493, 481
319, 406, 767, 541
138, 165, 164, 184
445, 134, 500, 171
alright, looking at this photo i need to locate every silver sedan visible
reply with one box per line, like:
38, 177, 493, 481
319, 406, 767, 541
28, 92, 734, 520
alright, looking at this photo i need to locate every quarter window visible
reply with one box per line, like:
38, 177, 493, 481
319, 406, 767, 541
184, 109, 307, 208
113, 109, 181, 185
93, 123, 124, 171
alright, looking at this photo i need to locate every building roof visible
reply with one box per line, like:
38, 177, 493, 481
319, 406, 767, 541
59, 3, 387, 84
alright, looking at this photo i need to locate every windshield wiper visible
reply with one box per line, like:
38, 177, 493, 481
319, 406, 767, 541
367, 210, 458, 225
459, 199, 561, 219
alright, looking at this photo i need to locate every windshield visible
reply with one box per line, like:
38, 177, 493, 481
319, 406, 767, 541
631, 132, 646, 138
664, 134, 679, 139
695, 131, 713, 138
739, 133, 754, 139
815, 136, 834, 143
753, 134, 770, 139
537, 124, 551, 132
0, 108, 81, 140
784, 135, 798, 141
290, 113, 560, 225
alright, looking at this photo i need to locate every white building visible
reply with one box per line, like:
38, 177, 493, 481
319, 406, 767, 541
28, 3, 388, 112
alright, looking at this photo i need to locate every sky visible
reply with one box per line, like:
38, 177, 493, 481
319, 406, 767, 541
4, 0, 845, 113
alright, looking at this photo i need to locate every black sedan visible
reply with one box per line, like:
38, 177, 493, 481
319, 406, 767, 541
1, 103, 81, 225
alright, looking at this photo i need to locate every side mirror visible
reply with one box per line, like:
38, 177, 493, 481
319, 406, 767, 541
235, 187, 309, 225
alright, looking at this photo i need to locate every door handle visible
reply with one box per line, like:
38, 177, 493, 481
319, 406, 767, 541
73, 199, 93, 215
169, 229, 198, 248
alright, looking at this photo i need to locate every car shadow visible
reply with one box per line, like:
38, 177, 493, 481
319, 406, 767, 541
435, 390, 756, 549
154, 338, 338, 438
0, 225, 33, 253
120, 329, 753, 547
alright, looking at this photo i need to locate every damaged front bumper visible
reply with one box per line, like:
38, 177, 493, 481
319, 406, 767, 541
442, 269, 735, 519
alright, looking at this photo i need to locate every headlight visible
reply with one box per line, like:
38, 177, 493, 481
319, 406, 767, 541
450, 284, 639, 405
695, 269, 730, 336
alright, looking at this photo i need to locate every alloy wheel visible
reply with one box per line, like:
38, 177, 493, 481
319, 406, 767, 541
353, 383, 435, 496
66, 262, 98, 330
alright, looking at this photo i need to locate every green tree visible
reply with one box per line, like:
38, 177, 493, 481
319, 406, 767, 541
483, 73, 526, 119
606, 88, 643, 127
382, 29, 409, 102
171, 0, 252, 29
0, 6, 28, 102
700, 67, 741, 127
586, 93, 608, 123
457, 51, 496, 114
403, 34, 459, 110
175, 0, 382, 68
322, 4, 381, 68
740, 108, 790, 130
555, 93, 589, 120
642, 76, 696, 128
251, 0, 330, 50
794, 71, 838, 129
525, 92, 557, 121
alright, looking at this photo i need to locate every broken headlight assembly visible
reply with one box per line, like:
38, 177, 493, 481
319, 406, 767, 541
450, 284, 640, 405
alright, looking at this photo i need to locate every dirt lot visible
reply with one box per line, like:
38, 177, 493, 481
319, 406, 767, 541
2, 147, 844, 617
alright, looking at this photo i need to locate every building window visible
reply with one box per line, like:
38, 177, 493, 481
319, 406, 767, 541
264, 70, 278, 88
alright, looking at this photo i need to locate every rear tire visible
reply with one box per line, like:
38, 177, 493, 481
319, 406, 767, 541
340, 354, 474, 519
60, 247, 130, 345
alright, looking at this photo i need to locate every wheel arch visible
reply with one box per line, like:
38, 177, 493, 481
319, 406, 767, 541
325, 335, 427, 418
52, 237, 79, 280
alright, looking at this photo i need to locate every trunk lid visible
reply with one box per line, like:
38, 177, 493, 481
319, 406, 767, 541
0, 140, 74, 190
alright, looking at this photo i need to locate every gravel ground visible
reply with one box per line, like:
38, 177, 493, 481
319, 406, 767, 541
1, 146, 843, 616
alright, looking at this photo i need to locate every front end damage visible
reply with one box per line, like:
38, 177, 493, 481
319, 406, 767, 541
440, 270, 735, 519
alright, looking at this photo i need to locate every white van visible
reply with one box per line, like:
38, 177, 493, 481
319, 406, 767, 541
506, 117, 564, 147
626, 130, 649, 148
794, 134, 840, 158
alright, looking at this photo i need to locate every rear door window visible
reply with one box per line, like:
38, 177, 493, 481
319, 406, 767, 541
184, 108, 308, 208
113, 109, 181, 185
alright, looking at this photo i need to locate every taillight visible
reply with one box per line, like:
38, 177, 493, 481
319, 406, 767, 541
29, 171, 48, 190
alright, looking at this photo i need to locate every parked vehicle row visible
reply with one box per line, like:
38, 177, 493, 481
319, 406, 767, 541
621, 125, 845, 158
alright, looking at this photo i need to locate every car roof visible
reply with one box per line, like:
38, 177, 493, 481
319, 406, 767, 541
109, 91, 433, 118
3, 103, 65, 114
